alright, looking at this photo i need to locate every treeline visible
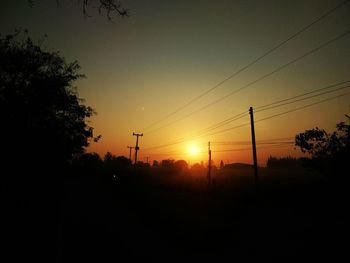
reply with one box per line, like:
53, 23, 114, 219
71, 152, 131, 176
71, 152, 314, 177
71, 152, 313, 178
266, 156, 307, 169
70, 152, 207, 177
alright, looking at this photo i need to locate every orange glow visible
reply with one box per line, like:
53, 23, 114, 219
188, 144, 200, 156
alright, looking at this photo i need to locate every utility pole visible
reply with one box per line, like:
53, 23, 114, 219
145, 156, 150, 164
127, 146, 134, 161
249, 107, 259, 193
207, 141, 212, 188
133, 132, 143, 167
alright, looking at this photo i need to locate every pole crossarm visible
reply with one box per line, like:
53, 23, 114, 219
133, 133, 143, 167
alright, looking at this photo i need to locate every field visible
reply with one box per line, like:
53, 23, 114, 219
59, 166, 348, 262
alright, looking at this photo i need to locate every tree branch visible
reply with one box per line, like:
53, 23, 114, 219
27, 0, 129, 20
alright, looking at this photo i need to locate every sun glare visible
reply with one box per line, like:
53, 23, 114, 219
188, 145, 199, 156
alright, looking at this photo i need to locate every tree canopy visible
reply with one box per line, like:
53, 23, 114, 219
0, 31, 97, 167
295, 115, 350, 179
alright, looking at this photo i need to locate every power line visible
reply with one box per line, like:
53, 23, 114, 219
255, 91, 350, 124
142, 137, 188, 151
143, 121, 251, 151
196, 83, 350, 137
212, 139, 295, 146
143, 111, 247, 150
212, 143, 295, 153
205, 122, 250, 137
140, 152, 185, 157
199, 81, 350, 136
257, 137, 295, 142
194, 111, 248, 134
145, 29, 350, 135
143, 142, 295, 158
205, 91, 350, 136
142, 83, 350, 151
141, 0, 349, 132
205, 80, 350, 133
143, 141, 294, 159
212, 137, 295, 144
255, 80, 350, 111
255, 84, 350, 113
187, 30, 350, 116
256, 141, 294, 145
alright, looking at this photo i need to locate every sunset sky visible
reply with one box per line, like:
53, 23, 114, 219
1, 0, 349, 166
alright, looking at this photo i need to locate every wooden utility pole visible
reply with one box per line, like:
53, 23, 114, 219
207, 141, 212, 187
133, 132, 143, 167
127, 146, 134, 161
249, 107, 259, 193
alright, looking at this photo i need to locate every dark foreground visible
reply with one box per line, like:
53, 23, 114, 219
58, 168, 348, 262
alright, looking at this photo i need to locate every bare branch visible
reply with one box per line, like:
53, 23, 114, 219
27, 0, 129, 21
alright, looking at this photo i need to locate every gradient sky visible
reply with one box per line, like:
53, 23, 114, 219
1, 0, 349, 166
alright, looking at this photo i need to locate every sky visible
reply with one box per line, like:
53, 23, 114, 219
1, 0, 349, 166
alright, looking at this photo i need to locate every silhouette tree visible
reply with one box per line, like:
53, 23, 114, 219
295, 115, 350, 180
104, 151, 114, 164
190, 163, 206, 176
28, 0, 129, 20
0, 30, 97, 168
103, 152, 131, 176
114, 155, 132, 169
266, 156, 304, 169
173, 160, 189, 174
160, 159, 175, 169
0, 30, 100, 259
72, 152, 104, 175
220, 160, 224, 170
152, 160, 159, 168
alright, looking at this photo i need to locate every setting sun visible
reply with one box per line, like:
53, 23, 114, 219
188, 144, 200, 156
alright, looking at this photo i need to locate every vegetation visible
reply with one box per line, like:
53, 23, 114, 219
295, 115, 350, 181
0, 30, 97, 168
266, 156, 305, 169
1, 31, 99, 259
